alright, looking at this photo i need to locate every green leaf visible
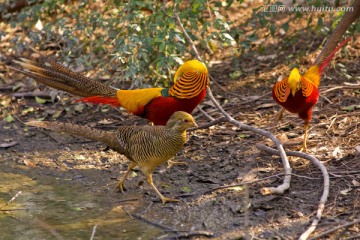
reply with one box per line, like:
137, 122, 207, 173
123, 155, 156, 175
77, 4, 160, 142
72, 207, 83, 211
181, 186, 192, 193
5, 114, 14, 123
341, 105, 360, 111
35, 96, 47, 104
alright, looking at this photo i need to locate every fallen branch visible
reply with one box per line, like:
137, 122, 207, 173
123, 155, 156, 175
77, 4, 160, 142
196, 105, 214, 121
308, 219, 360, 240
0, 191, 22, 210
156, 231, 214, 239
320, 85, 360, 94
90, 224, 97, 240
199, 173, 285, 196
11, 91, 52, 98
256, 144, 330, 240
207, 88, 292, 195
130, 212, 176, 232
190, 116, 226, 131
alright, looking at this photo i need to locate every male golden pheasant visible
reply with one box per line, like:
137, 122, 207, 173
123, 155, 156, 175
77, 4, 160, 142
272, 38, 351, 150
272, 0, 359, 150
27, 111, 197, 204
11, 57, 209, 125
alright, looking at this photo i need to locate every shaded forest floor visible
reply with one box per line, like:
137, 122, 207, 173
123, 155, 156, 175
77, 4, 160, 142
1, 3, 360, 240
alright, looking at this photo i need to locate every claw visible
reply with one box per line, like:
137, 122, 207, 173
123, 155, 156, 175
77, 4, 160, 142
160, 197, 180, 204
167, 159, 187, 168
115, 181, 126, 193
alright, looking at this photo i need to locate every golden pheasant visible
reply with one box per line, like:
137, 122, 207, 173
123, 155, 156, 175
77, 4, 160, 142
272, 0, 359, 150
273, 38, 351, 150
27, 111, 197, 204
11, 57, 209, 125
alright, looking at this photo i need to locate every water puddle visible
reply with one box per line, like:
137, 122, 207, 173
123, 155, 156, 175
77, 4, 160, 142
0, 168, 162, 239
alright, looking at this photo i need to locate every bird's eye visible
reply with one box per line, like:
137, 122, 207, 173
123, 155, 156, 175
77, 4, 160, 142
184, 119, 189, 123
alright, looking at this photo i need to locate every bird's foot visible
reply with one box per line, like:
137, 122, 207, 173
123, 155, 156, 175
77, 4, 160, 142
167, 159, 187, 168
160, 197, 180, 204
115, 182, 126, 193
299, 147, 310, 153
299, 141, 310, 153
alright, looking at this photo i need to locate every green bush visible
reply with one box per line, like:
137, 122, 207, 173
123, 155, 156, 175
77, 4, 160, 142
5, 0, 358, 87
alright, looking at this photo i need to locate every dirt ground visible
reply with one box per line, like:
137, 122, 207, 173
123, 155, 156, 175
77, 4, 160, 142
1, 3, 360, 240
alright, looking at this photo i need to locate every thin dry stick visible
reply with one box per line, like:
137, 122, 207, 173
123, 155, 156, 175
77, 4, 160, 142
256, 144, 330, 240
308, 219, 360, 240
172, 8, 201, 61
0, 191, 22, 209
156, 231, 214, 239
197, 106, 214, 121
131, 213, 178, 232
320, 85, 360, 94
90, 224, 97, 240
190, 116, 226, 131
207, 87, 292, 195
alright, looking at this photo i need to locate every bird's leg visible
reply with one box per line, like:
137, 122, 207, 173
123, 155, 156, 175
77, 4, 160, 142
115, 162, 137, 192
145, 174, 179, 204
302, 121, 309, 152
273, 108, 285, 127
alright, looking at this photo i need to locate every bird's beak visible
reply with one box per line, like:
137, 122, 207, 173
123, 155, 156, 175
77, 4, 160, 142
192, 121, 198, 128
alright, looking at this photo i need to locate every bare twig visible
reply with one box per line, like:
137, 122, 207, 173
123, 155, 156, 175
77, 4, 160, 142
173, 9, 201, 60
256, 144, 330, 240
208, 88, 292, 195
320, 85, 360, 94
11, 91, 52, 98
130, 213, 177, 232
156, 231, 214, 239
199, 173, 285, 196
308, 219, 360, 240
190, 116, 226, 131
196, 106, 214, 121
90, 224, 97, 240
0, 191, 22, 209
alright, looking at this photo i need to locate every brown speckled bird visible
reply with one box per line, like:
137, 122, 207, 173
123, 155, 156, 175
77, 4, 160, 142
26, 111, 197, 204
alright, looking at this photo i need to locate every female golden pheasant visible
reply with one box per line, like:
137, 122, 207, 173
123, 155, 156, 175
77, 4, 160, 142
11, 58, 209, 125
272, 37, 351, 150
27, 111, 197, 204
